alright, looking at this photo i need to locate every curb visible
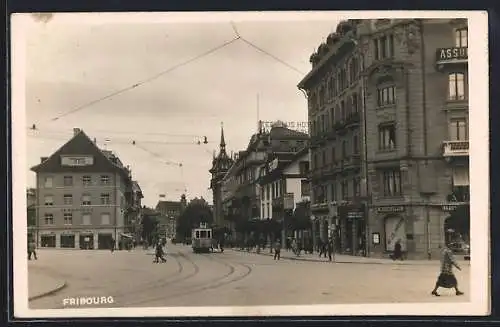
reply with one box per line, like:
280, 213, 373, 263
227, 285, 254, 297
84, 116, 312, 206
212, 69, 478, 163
28, 281, 67, 301
230, 249, 444, 266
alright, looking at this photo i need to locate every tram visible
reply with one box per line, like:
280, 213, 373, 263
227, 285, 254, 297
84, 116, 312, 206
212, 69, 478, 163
192, 223, 213, 253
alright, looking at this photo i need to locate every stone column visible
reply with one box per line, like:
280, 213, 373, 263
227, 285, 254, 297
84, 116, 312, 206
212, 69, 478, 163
74, 232, 80, 249
55, 232, 61, 248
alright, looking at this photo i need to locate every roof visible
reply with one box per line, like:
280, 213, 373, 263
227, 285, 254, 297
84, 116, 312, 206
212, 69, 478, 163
269, 126, 309, 140
30, 129, 130, 177
156, 200, 182, 213
142, 207, 160, 216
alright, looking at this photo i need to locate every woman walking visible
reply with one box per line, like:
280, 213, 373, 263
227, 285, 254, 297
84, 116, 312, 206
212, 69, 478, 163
431, 244, 464, 296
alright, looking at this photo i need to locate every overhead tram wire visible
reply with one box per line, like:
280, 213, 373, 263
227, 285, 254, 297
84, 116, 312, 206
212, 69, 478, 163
45, 36, 242, 123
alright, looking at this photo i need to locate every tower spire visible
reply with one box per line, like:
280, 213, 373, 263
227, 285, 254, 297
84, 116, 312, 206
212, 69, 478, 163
220, 122, 226, 152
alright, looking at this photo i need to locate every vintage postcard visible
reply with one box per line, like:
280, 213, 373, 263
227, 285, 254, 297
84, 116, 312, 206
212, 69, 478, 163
11, 11, 489, 318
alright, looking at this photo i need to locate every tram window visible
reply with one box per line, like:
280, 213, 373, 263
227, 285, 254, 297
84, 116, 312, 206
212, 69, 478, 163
196, 231, 200, 238
208, 231, 211, 238
200, 231, 207, 238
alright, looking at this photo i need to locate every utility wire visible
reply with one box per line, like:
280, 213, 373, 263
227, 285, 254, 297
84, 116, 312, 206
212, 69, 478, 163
28, 125, 203, 139
47, 36, 241, 122
239, 37, 305, 75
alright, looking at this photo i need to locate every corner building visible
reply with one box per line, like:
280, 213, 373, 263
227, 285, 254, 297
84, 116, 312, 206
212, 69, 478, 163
300, 19, 470, 259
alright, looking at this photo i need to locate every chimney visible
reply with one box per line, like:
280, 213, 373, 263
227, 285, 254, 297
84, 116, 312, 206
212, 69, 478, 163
73, 128, 81, 136
40, 157, 48, 163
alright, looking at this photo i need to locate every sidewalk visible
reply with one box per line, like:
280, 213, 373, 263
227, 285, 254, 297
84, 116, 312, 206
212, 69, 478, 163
231, 248, 470, 266
28, 266, 67, 301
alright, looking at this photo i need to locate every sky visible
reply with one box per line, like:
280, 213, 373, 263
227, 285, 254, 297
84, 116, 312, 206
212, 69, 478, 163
23, 12, 340, 207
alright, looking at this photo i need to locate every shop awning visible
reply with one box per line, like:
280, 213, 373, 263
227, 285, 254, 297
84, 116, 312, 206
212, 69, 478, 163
120, 233, 134, 239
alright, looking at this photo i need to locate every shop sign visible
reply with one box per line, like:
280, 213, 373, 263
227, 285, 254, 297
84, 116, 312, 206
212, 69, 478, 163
62, 207, 94, 212
347, 211, 364, 219
372, 232, 380, 245
376, 206, 405, 214
80, 230, 94, 235
442, 204, 460, 212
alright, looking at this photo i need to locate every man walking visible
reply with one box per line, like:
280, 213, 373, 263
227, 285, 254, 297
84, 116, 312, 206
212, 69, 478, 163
273, 239, 281, 260
327, 238, 335, 262
431, 244, 464, 296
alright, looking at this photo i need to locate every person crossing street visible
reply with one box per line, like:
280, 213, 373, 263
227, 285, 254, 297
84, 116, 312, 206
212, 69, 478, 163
431, 244, 464, 297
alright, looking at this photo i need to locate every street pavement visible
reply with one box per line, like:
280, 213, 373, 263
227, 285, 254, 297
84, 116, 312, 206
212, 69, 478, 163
28, 264, 67, 301
28, 244, 470, 309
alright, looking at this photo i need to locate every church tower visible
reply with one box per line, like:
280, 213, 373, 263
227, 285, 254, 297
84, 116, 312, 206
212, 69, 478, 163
209, 123, 234, 227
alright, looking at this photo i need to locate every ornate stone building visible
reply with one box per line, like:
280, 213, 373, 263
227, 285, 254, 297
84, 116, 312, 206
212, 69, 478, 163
299, 19, 469, 259
209, 124, 234, 228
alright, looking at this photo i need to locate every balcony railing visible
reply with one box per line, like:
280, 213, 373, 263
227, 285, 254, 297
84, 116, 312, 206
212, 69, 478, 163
442, 140, 469, 157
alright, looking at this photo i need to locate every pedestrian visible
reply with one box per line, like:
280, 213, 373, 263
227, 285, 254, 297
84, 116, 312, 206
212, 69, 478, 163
327, 238, 335, 262
110, 238, 115, 253
431, 244, 464, 296
154, 241, 167, 263
319, 240, 327, 258
28, 240, 37, 260
273, 239, 282, 260
390, 239, 403, 261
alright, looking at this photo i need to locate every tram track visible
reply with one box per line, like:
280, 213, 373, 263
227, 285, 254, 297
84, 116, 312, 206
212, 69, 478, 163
122, 253, 253, 307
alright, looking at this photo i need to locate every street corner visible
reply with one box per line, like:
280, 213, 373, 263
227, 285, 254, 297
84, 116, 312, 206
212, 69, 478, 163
28, 270, 67, 301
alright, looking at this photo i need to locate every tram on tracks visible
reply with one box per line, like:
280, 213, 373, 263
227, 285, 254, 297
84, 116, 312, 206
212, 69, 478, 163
192, 223, 213, 253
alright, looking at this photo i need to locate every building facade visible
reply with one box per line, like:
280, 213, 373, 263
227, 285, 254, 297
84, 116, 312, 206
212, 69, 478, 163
298, 20, 365, 255
30, 128, 141, 250
209, 125, 234, 228
299, 19, 469, 259
156, 195, 187, 238
257, 147, 311, 247
220, 122, 310, 240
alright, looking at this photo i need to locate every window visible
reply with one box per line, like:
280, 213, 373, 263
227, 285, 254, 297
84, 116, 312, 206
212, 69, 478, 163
64, 213, 73, 225
342, 140, 347, 158
340, 101, 346, 120
353, 178, 361, 198
82, 213, 91, 225
266, 185, 270, 200
44, 177, 53, 188
329, 108, 335, 127
301, 180, 310, 197
341, 180, 349, 200
100, 193, 111, 205
449, 119, 468, 140
63, 176, 73, 186
322, 150, 327, 166
44, 195, 54, 206
271, 183, 275, 199
353, 134, 359, 154
380, 35, 387, 58
374, 35, 394, 60
82, 175, 91, 186
377, 86, 396, 106
100, 175, 110, 185
63, 194, 73, 205
44, 213, 54, 225
331, 147, 336, 162
379, 124, 396, 150
101, 213, 110, 225
455, 28, 468, 47
82, 194, 91, 206
266, 204, 270, 218
330, 183, 337, 202
382, 169, 402, 196
313, 153, 318, 170
299, 161, 309, 174
448, 73, 466, 101
352, 93, 358, 113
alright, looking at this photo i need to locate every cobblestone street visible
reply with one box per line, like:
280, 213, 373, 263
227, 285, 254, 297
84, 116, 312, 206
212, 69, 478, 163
27, 244, 470, 309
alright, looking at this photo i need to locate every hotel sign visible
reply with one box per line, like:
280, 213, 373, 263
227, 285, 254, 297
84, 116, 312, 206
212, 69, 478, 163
376, 206, 405, 214
436, 47, 468, 62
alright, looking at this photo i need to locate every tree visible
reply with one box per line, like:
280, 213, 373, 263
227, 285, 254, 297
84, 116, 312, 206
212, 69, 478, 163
176, 197, 213, 239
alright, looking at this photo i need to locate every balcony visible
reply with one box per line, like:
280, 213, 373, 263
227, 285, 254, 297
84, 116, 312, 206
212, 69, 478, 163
442, 140, 469, 157
436, 47, 468, 71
